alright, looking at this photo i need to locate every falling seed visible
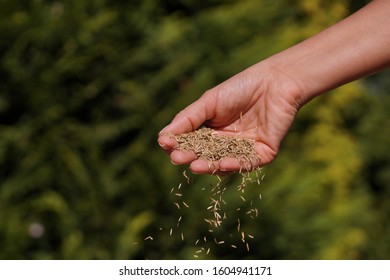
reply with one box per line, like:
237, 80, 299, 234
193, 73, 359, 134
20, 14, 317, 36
176, 216, 182, 228
144, 236, 153, 241
246, 243, 250, 252
194, 255, 198, 258
181, 232, 184, 241
247, 234, 254, 239
183, 170, 190, 184
170, 187, 174, 194
182, 201, 190, 208
195, 239, 200, 245
206, 248, 210, 255
170, 228, 173, 236
168, 129, 265, 253
195, 249, 203, 254
214, 238, 225, 245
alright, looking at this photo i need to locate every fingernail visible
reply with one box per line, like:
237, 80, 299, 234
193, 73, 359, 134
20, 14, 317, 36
158, 141, 168, 149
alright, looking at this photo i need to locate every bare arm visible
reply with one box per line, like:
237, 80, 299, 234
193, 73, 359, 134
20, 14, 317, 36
158, 0, 390, 174
267, 0, 390, 105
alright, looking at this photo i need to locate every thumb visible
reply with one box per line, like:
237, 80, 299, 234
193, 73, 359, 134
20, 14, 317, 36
159, 94, 215, 136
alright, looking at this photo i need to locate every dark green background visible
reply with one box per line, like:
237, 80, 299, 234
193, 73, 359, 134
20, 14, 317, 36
0, 0, 389, 259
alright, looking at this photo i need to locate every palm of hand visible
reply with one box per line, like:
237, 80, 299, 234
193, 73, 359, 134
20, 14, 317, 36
158, 66, 300, 174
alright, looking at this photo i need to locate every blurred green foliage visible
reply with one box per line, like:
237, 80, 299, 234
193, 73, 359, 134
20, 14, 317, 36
0, 0, 388, 259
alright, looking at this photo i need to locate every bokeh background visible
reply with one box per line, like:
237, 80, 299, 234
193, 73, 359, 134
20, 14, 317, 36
0, 0, 389, 259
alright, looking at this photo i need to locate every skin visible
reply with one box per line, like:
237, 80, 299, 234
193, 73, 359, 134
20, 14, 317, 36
158, 0, 390, 175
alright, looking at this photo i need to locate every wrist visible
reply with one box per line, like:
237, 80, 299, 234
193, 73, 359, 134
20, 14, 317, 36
253, 59, 310, 111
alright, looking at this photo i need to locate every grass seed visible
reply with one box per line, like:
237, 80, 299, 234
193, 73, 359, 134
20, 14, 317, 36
169, 127, 260, 169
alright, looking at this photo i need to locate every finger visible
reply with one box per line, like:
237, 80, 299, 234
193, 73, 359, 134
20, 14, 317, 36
218, 157, 260, 172
159, 94, 215, 136
189, 159, 223, 175
253, 141, 276, 167
218, 158, 243, 172
157, 134, 177, 153
189, 159, 218, 174
159, 107, 206, 136
170, 150, 197, 165
189, 159, 235, 176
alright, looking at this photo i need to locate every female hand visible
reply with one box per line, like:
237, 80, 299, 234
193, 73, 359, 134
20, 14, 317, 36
158, 63, 303, 174
158, 0, 390, 175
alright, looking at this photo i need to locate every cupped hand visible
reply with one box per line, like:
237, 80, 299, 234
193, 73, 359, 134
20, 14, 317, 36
158, 63, 303, 174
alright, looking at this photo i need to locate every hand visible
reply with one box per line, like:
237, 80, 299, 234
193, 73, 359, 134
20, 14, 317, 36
158, 0, 390, 175
158, 63, 303, 174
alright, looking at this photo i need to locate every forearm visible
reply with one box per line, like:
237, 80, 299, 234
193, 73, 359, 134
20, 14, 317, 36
261, 0, 390, 105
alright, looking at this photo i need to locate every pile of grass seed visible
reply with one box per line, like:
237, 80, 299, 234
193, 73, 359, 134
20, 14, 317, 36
169, 127, 260, 169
